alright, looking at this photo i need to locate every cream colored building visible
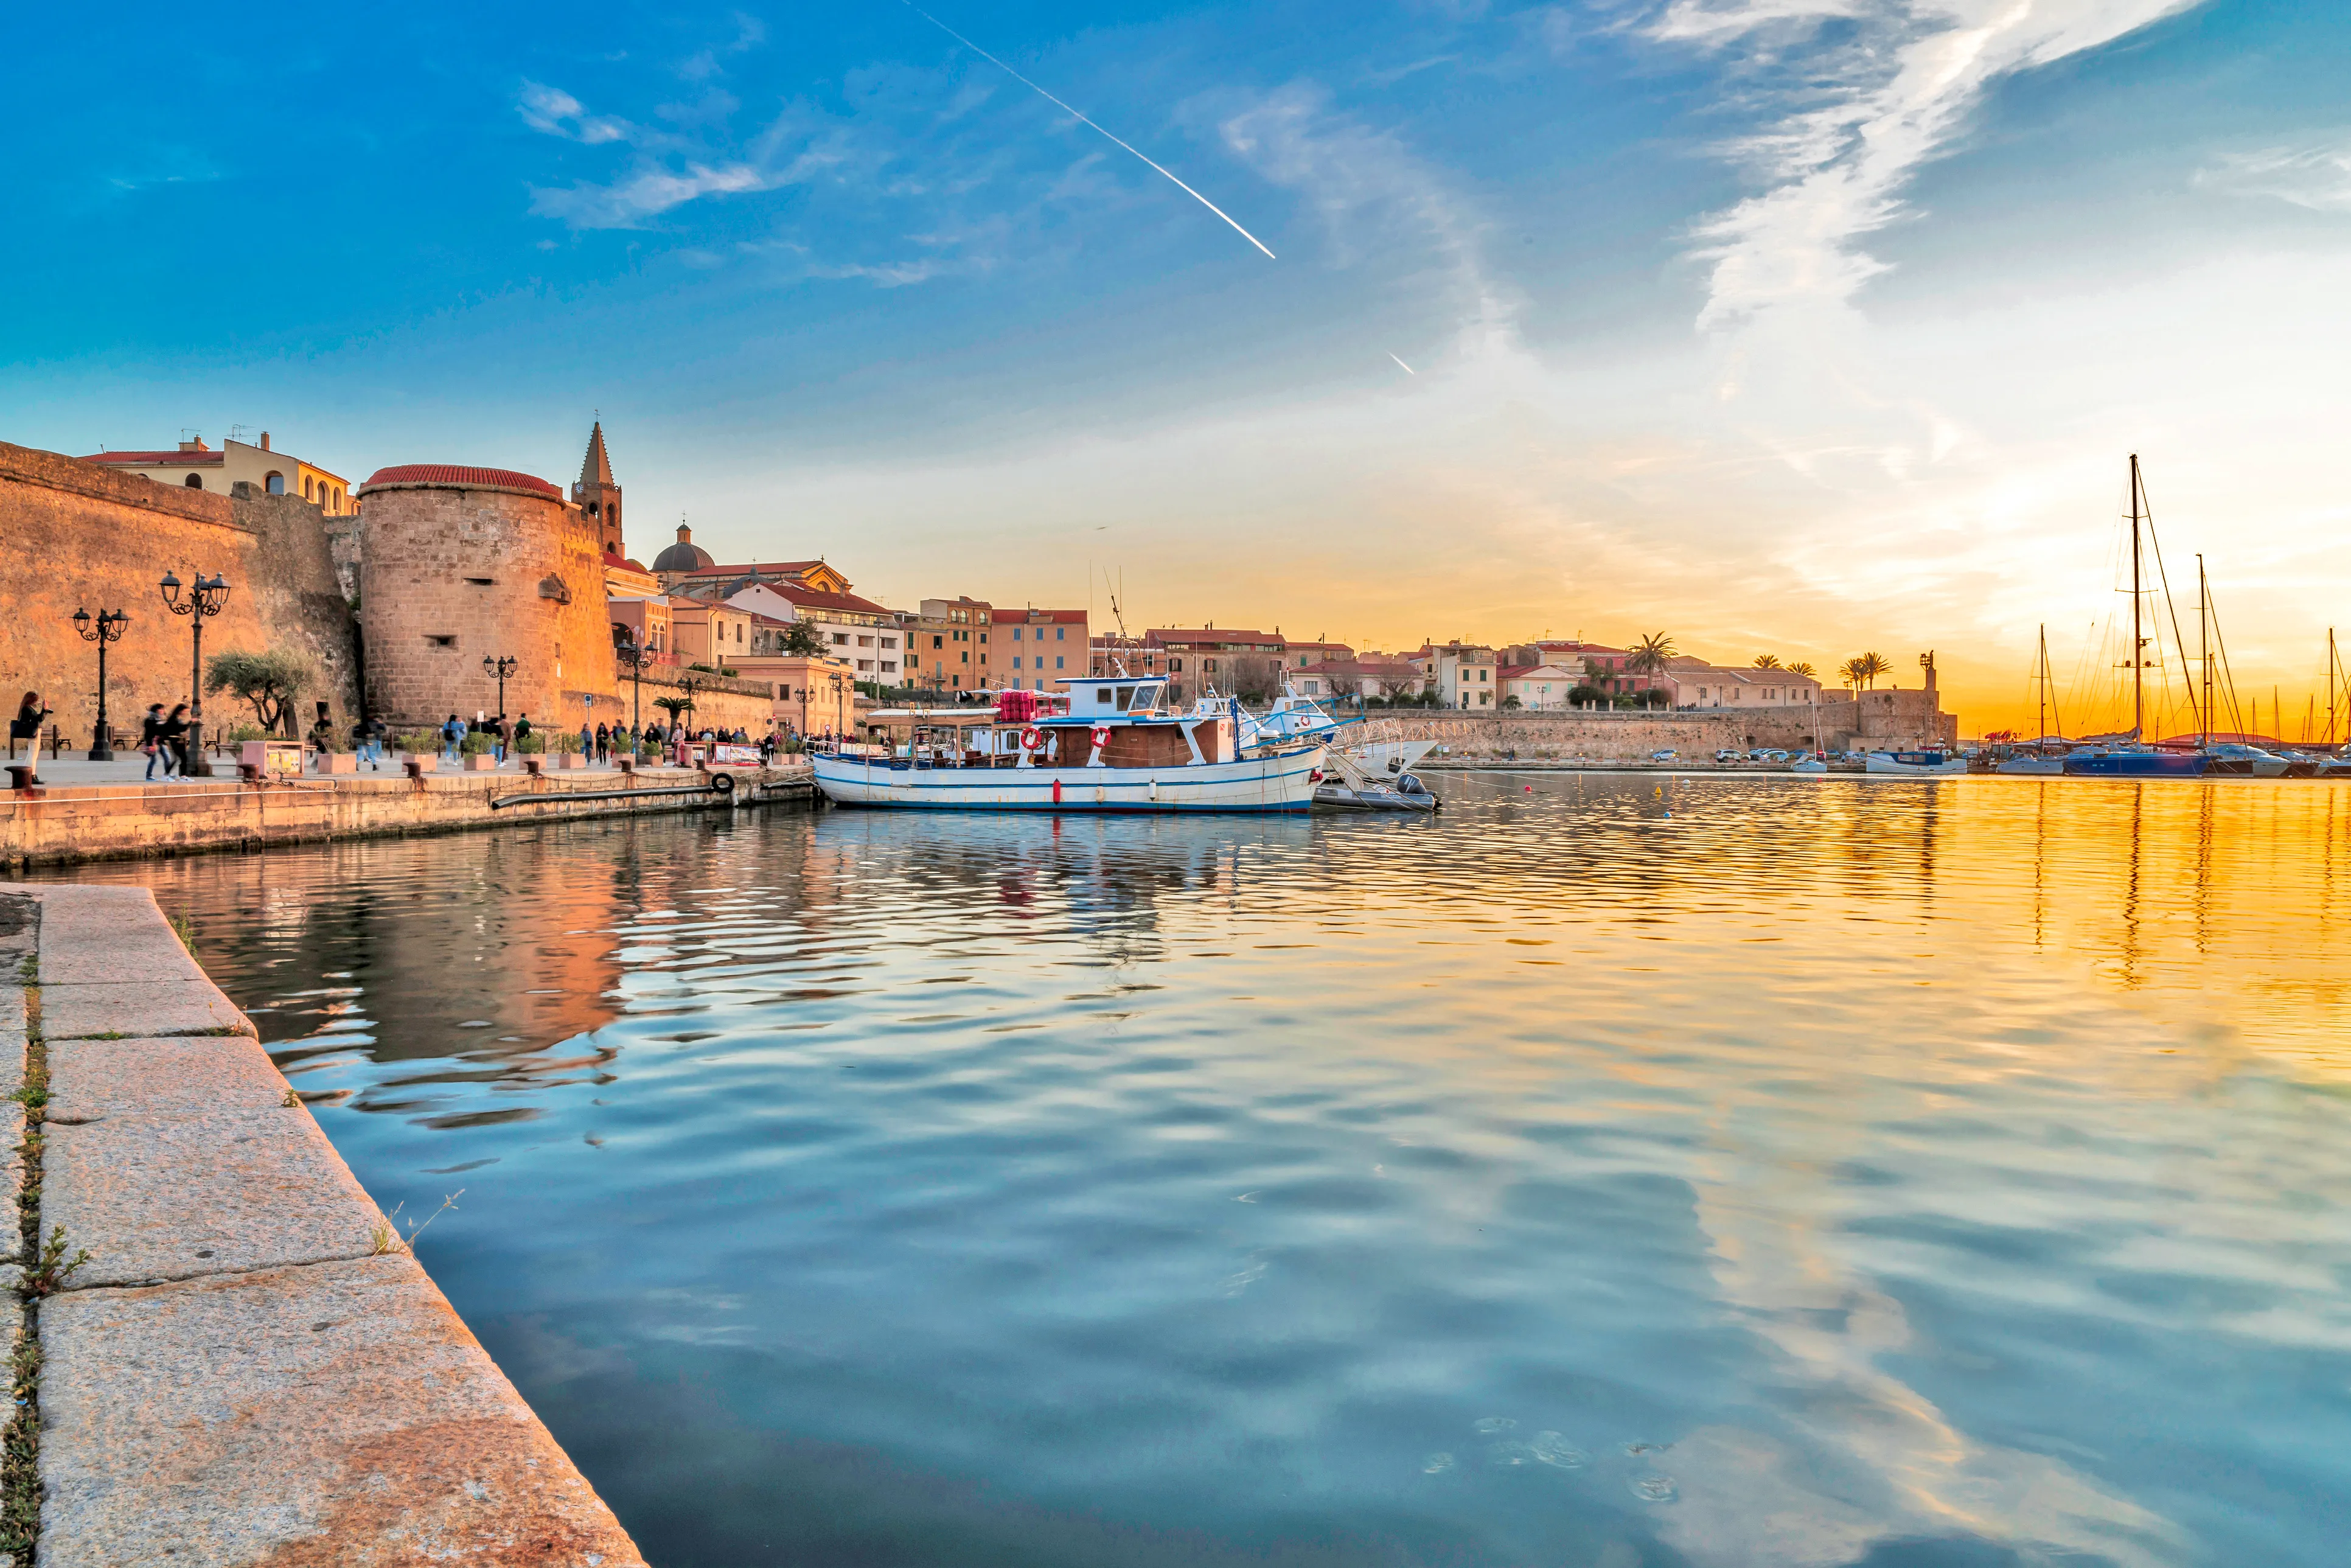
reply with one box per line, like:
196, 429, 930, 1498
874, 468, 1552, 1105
82, 433, 355, 514
670, 595, 755, 671
1497, 662, 1583, 709
1424, 643, 1499, 709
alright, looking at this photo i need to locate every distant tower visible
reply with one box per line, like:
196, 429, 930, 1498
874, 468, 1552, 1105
573, 421, 623, 557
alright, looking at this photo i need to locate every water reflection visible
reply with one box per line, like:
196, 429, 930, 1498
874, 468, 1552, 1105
43, 776, 2351, 1567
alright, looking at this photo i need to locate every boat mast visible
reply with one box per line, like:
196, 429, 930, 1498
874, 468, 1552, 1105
2035, 623, 2048, 747
2129, 454, 2146, 741
2332, 628, 2339, 747
2197, 553, 2209, 749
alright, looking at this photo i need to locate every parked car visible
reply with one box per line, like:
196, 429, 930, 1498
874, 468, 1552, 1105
1651, 750, 1677, 762
1715, 749, 1741, 763
1761, 749, 1789, 762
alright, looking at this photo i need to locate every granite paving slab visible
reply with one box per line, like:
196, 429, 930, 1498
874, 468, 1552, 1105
37, 977, 254, 1042
49, 1036, 290, 1123
45, 1105, 382, 1288
29, 891, 204, 986
39, 1255, 647, 1568
0, 1101, 21, 1264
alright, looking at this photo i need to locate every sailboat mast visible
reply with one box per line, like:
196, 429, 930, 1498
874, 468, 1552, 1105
2036, 623, 2048, 745
2129, 454, 2145, 740
2332, 629, 2339, 747
2197, 553, 2208, 749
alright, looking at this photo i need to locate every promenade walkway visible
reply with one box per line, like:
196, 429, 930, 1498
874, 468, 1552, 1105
3, 884, 646, 1564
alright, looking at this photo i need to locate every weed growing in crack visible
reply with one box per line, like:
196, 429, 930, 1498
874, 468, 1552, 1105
370, 1190, 465, 1257
24, 1228, 90, 1297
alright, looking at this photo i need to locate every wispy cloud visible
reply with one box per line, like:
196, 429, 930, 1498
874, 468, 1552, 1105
517, 76, 849, 229
1652, 1, 2201, 329
2198, 139, 2351, 213
518, 81, 636, 147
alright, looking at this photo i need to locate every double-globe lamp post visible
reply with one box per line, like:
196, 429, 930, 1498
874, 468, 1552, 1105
159, 570, 230, 776
71, 606, 130, 761
482, 655, 518, 734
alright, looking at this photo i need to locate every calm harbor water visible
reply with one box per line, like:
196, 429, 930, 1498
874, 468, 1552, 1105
51, 775, 2351, 1567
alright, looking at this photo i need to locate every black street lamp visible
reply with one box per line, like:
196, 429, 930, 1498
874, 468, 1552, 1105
615, 635, 652, 741
160, 570, 230, 776
72, 606, 130, 761
482, 655, 518, 724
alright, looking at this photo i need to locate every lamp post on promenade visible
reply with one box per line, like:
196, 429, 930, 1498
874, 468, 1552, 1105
676, 672, 704, 736
159, 570, 230, 776
482, 655, 518, 728
615, 636, 652, 742
72, 606, 130, 761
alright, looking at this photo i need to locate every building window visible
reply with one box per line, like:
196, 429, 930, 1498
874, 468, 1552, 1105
832, 633, 849, 646
184, 473, 203, 489
265, 472, 285, 495
1056, 627, 1065, 640
1012, 657, 1022, 669
1012, 628, 1023, 641
1055, 657, 1064, 670
427, 635, 455, 647
933, 635, 944, 649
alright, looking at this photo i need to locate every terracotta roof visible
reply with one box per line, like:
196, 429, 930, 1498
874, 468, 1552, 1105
83, 450, 223, 466
1147, 628, 1280, 646
356, 464, 563, 500
771, 582, 891, 617
1006, 608, 1089, 624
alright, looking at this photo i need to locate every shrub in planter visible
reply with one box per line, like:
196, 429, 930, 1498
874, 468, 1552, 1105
515, 733, 547, 755
459, 732, 495, 755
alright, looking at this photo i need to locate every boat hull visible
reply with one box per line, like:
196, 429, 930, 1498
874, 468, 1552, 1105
810, 748, 1324, 813
1995, 756, 2066, 775
1863, 753, 1968, 776
2064, 752, 2208, 778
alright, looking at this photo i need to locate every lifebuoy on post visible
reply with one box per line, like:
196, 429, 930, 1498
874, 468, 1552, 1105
1090, 725, 1111, 751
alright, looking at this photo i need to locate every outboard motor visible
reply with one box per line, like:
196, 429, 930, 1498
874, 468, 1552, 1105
1397, 773, 1428, 796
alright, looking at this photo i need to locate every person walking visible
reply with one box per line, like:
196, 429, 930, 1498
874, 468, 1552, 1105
514, 712, 534, 757
594, 722, 610, 765
442, 713, 465, 764
577, 719, 593, 763
158, 703, 191, 778
138, 703, 169, 781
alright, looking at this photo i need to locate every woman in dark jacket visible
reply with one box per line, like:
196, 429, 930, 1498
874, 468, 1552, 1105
10, 692, 50, 758
158, 703, 191, 778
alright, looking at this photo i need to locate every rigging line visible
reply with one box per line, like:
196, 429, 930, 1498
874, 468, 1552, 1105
2136, 468, 2202, 737
898, 2, 1277, 260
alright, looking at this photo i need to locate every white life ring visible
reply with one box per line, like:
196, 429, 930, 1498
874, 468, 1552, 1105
1020, 725, 1043, 751
1090, 724, 1111, 751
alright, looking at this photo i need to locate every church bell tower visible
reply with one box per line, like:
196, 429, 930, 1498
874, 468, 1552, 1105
573, 420, 624, 557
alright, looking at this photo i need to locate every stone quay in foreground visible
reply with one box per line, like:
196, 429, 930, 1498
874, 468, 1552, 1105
3, 884, 646, 1566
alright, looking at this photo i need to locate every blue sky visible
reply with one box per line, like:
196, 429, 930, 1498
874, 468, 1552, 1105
8, 1, 2349, 725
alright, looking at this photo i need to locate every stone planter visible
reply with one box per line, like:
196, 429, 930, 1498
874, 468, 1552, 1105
462, 753, 499, 772
318, 752, 358, 775
558, 753, 587, 770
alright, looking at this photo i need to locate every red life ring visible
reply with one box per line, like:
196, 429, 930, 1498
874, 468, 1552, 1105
1020, 725, 1043, 751
1090, 725, 1111, 751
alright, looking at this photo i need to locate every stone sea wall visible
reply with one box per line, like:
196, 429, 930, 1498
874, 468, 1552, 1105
0, 762, 811, 869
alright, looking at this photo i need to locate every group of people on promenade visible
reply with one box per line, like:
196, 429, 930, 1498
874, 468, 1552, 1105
11, 688, 797, 781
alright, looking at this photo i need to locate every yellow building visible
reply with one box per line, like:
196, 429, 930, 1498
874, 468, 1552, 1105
82, 433, 355, 514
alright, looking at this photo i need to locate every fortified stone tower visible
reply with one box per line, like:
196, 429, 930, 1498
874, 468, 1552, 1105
572, 421, 624, 559
352, 464, 615, 730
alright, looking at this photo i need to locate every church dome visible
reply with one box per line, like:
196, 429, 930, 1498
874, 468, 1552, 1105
652, 523, 714, 574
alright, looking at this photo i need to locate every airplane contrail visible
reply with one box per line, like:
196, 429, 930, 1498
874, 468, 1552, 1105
1389, 354, 1415, 375
899, 2, 1277, 260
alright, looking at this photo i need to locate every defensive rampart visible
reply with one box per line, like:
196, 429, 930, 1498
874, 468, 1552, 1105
0, 441, 361, 744
1359, 698, 1956, 758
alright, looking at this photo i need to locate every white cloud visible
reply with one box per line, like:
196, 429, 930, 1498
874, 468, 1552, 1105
2198, 139, 2351, 213
1652, 1, 2203, 329
517, 81, 635, 146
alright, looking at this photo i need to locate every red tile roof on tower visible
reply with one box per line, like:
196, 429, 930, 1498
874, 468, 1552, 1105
82, 450, 224, 465
356, 464, 563, 500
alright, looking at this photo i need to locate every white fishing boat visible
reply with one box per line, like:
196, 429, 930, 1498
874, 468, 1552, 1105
811, 674, 1323, 814
1312, 748, 1440, 812
1864, 750, 1968, 776
1789, 755, 1829, 775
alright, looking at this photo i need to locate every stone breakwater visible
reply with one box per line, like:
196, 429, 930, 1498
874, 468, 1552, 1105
1, 761, 812, 871
2, 885, 645, 1566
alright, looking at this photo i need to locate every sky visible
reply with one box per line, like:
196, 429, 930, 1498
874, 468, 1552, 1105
6, 0, 2350, 733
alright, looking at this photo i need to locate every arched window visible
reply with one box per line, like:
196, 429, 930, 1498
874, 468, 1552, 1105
184, 474, 203, 489
303, 476, 313, 499
265, 472, 285, 495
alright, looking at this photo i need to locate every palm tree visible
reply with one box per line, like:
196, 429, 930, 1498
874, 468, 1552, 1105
1626, 632, 1676, 704
1788, 661, 1816, 678
1752, 653, 1783, 670
1840, 652, 1891, 693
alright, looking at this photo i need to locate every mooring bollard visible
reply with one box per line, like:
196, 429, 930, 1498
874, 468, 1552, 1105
5, 764, 38, 792
523, 758, 544, 778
